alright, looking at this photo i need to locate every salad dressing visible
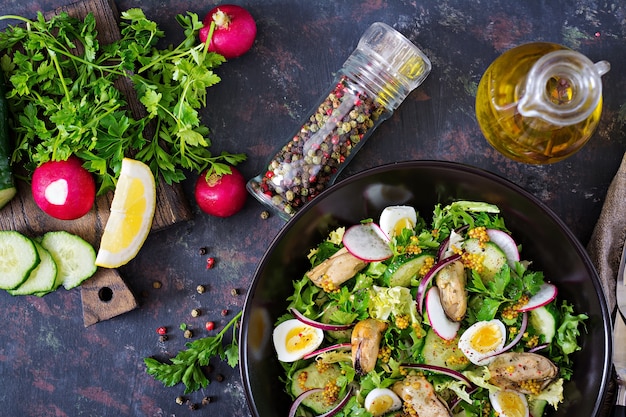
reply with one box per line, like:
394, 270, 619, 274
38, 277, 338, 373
475, 42, 609, 164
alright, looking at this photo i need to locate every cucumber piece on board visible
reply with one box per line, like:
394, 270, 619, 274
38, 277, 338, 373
40, 231, 97, 290
0, 231, 40, 290
9, 240, 57, 296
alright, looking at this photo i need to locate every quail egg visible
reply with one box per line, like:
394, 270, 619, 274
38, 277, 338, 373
458, 319, 506, 365
379, 205, 417, 239
489, 389, 529, 417
272, 319, 324, 362
364, 388, 402, 416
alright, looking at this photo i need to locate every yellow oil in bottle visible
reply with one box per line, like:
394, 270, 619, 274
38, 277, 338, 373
475, 42, 603, 164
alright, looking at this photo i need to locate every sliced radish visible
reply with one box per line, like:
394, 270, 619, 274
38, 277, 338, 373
517, 283, 558, 312
342, 223, 393, 262
400, 363, 473, 386
416, 254, 461, 313
425, 286, 460, 340
288, 388, 323, 417
303, 342, 352, 360
486, 229, 520, 267
291, 308, 354, 331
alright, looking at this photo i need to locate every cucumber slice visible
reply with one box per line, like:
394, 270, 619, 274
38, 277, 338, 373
384, 254, 434, 287
421, 328, 469, 371
9, 241, 57, 296
0, 231, 40, 290
40, 231, 97, 290
529, 398, 548, 417
291, 362, 343, 414
529, 305, 557, 343
463, 238, 507, 282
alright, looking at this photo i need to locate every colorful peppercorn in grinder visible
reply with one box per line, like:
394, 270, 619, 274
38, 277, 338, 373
247, 22, 431, 219
475, 42, 610, 164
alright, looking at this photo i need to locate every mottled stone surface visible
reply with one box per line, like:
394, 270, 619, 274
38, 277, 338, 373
0, 0, 624, 416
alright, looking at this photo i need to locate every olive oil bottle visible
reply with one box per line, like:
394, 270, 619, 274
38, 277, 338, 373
476, 42, 610, 164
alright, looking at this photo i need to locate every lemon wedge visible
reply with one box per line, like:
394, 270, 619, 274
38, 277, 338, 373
95, 158, 156, 268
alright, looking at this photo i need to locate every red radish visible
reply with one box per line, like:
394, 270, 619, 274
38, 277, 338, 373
342, 223, 393, 262
31, 156, 96, 220
199, 5, 257, 59
486, 229, 520, 267
425, 286, 460, 340
194, 166, 247, 217
517, 283, 558, 312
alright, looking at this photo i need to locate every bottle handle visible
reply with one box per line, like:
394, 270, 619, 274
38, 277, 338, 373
594, 60, 611, 77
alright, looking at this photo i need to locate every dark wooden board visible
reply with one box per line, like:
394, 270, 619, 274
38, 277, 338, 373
0, 0, 193, 325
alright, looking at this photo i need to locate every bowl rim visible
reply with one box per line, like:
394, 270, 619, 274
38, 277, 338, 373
239, 159, 612, 417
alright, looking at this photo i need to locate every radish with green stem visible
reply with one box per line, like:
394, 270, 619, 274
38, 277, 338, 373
199, 4, 257, 59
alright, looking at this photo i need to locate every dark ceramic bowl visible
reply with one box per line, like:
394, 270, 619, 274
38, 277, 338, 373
239, 160, 611, 417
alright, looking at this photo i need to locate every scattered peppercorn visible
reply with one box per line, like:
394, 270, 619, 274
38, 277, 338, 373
206, 257, 215, 269
152, 280, 162, 289
260, 210, 270, 220
202, 396, 212, 405
156, 326, 167, 336
198, 247, 208, 255
205, 321, 215, 331
159, 335, 168, 342
184, 329, 193, 339
215, 374, 224, 382
175, 396, 185, 405
230, 288, 239, 296
191, 308, 201, 317
196, 284, 206, 294
221, 309, 228, 316
188, 403, 198, 411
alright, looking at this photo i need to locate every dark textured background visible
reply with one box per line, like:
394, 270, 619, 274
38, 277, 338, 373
0, 0, 625, 416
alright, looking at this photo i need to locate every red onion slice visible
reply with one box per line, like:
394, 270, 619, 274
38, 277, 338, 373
317, 386, 353, 417
303, 343, 351, 360
288, 388, 323, 417
528, 343, 549, 353
400, 363, 473, 386
448, 386, 478, 411
482, 311, 528, 361
291, 308, 354, 331
416, 254, 461, 313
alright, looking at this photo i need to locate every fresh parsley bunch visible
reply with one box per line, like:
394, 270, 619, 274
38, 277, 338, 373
0, 9, 246, 194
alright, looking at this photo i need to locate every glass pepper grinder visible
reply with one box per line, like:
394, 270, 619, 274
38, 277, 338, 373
475, 42, 610, 164
246, 22, 432, 219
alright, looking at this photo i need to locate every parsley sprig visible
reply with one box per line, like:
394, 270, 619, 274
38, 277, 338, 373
0, 9, 246, 194
144, 310, 241, 393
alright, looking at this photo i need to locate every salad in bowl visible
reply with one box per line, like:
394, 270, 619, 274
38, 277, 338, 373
271, 201, 588, 417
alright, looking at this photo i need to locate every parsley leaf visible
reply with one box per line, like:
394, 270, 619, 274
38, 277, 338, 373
144, 310, 241, 394
0, 9, 246, 193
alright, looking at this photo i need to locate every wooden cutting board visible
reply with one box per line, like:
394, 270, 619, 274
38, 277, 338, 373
0, 0, 193, 325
